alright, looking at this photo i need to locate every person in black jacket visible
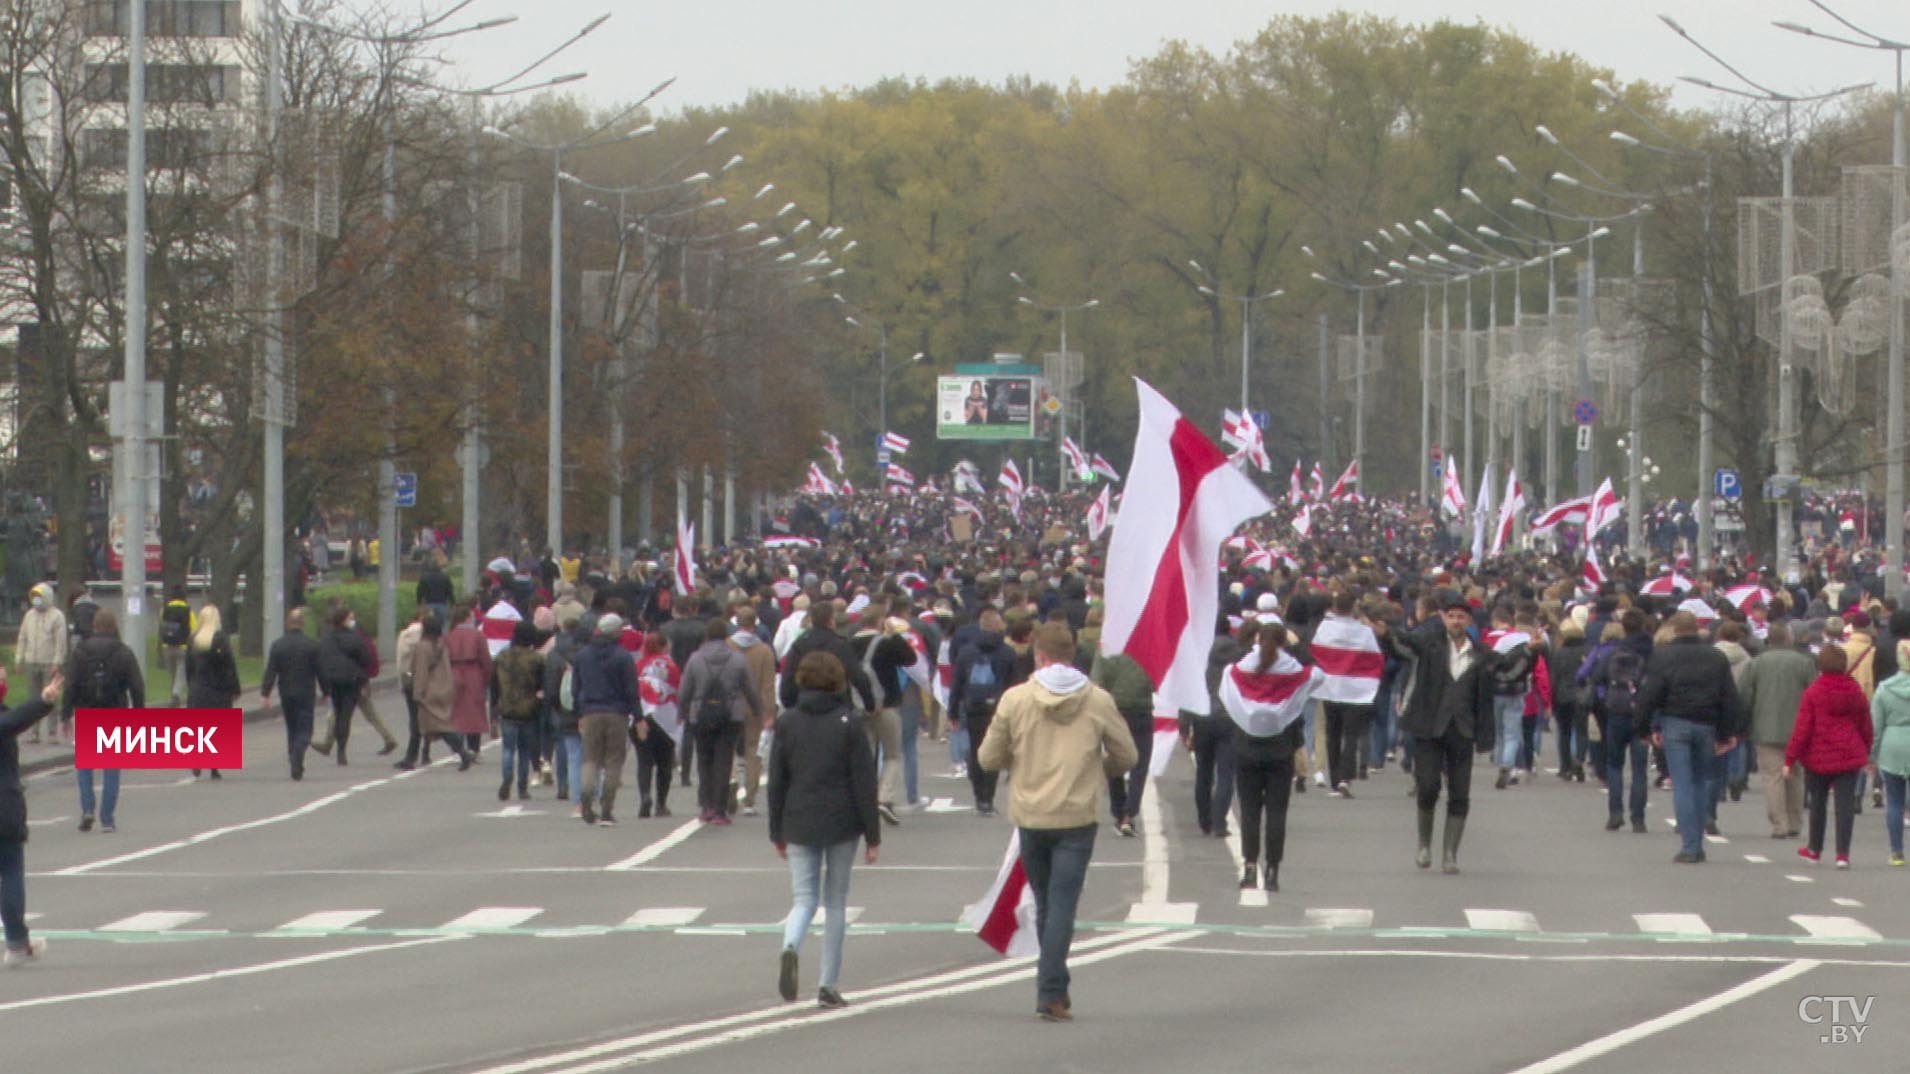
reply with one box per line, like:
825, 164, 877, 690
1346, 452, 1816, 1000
948, 608, 1018, 816
768, 651, 879, 1010
261, 607, 323, 780
778, 601, 877, 713
313, 606, 375, 765
414, 565, 455, 625
1, 666, 62, 965
1374, 590, 1502, 874
1638, 610, 1745, 863
65, 609, 142, 833
1179, 615, 1243, 837
185, 604, 241, 781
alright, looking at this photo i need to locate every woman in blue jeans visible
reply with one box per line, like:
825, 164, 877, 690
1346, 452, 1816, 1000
767, 651, 880, 1009
1869, 640, 1910, 866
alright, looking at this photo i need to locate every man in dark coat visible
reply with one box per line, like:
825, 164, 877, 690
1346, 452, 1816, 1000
260, 607, 323, 779
778, 601, 877, 713
1374, 590, 1509, 874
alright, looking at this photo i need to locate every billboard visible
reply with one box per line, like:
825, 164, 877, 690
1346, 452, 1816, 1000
937, 374, 1038, 440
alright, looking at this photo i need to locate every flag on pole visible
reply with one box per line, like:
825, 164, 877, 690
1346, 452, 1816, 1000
960, 831, 1037, 956
1091, 452, 1122, 483
1221, 409, 1271, 472
1440, 449, 1468, 518
953, 460, 985, 494
1490, 468, 1525, 556
1529, 493, 1593, 536
1292, 503, 1315, 538
886, 464, 916, 489
1470, 465, 1495, 563
804, 462, 838, 496
998, 459, 1023, 496
840, 478, 857, 498
1580, 543, 1607, 594
1102, 379, 1274, 715
821, 431, 844, 475
1585, 477, 1622, 538
1061, 437, 1091, 480
1288, 461, 1306, 506
881, 431, 911, 455
674, 514, 697, 593
1309, 463, 1326, 501
1086, 484, 1113, 541
1327, 459, 1361, 502
951, 495, 983, 519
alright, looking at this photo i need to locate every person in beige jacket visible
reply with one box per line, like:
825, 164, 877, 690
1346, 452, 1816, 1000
15, 583, 67, 744
730, 606, 779, 815
979, 622, 1137, 1023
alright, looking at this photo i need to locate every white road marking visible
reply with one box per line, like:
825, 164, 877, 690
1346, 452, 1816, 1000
474, 805, 544, 818
603, 818, 702, 872
1704, 834, 1729, 845
1786, 874, 1816, 883
26, 816, 71, 827
98, 911, 206, 933
1743, 854, 1770, 864
1126, 787, 1194, 924
923, 798, 967, 813
1464, 909, 1540, 933
442, 907, 543, 931
1831, 897, 1864, 908
1237, 889, 1269, 909
458, 928, 1185, 1074
1632, 913, 1714, 941
620, 908, 704, 928
0, 936, 463, 1012
1789, 915, 1882, 943
269, 910, 382, 933
1306, 908, 1376, 929
1125, 902, 1199, 925
1500, 959, 1819, 1073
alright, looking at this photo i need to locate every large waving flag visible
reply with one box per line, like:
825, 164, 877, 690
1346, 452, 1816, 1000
1292, 503, 1315, 538
1101, 379, 1273, 715
1585, 477, 1622, 538
1086, 484, 1113, 541
804, 461, 838, 496
1470, 465, 1495, 563
998, 459, 1024, 497
1530, 493, 1593, 536
1061, 437, 1091, 480
674, 513, 697, 592
1091, 452, 1123, 483
1490, 468, 1525, 556
886, 464, 916, 489
821, 431, 844, 475
1308, 614, 1382, 704
1440, 449, 1468, 518
1309, 463, 1326, 501
1580, 543, 1607, 594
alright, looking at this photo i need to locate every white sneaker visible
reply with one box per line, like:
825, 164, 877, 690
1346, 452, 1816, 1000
5, 938, 45, 967
1313, 771, 1328, 788
911, 798, 931, 812
951, 764, 968, 779
742, 804, 759, 817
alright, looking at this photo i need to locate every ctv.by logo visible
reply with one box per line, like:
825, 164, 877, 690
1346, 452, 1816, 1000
1799, 995, 1873, 1045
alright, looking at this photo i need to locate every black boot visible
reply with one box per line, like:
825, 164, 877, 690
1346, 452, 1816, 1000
1416, 807, 1436, 869
1441, 815, 1467, 874
1262, 862, 1279, 892
1240, 862, 1257, 889
498, 779, 510, 801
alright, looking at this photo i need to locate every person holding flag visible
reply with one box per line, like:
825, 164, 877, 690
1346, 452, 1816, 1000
977, 623, 1137, 1023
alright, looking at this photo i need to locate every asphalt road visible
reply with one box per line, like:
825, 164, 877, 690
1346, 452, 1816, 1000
9, 695, 1910, 1073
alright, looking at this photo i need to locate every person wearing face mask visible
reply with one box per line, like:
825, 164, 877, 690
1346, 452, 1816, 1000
313, 606, 376, 765
14, 583, 66, 745
1372, 589, 1502, 874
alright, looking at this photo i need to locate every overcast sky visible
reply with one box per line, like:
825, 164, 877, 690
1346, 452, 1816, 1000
424, 0, 1907, 117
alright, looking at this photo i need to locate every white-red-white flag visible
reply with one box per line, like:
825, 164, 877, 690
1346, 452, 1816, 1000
1440, 450, 1468, 518
1091, 452, 1122, 483
1490, 468, 1525, 556
1222, 410, 1271, 472
1328, 459, 1361, 502
1529, 493, 1593, 536
881, 430, 911, 455
804, 461, 839, 496
1292, 503, 1315, 538
1580, 544, 1607, 594
961, 831, 1037, 956
839, 478, 857, 498
1102, 379, 1274, 715
763, 534, 820, 550
886, 464, 916, 489
1309, 463, 1326, 501
674, 514, 697, 592
1308, 614, 1382, 704
1585, 477, 1622, 537
480, 599, 521, 657
951, 496, 983, 520
1288, 461, 1306, 506
1061, 437, 1090, 480
953, 461, 985, 494
998, 459, 1023, 497
821, 432, 844, 475
1086, 484, 1113, 541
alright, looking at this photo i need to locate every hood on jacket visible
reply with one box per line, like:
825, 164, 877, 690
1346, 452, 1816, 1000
1882, 671, 1910, 703
1027, 666, 1091, 724
728, 630, 760, 649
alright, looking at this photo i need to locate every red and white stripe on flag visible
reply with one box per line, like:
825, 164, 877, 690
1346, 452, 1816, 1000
480, 600, 521, 657
1091, 452, 1122, 482
1529, 493, 1592, 535
1288, 461, 1306, 505
1086, 484, 1112, 541
764, 535, 819, 550
961, 831, 1038, 956
1101, 379, 1274, 715
1580, 545, 1607, 593
1641, 572, 1693, 596
881, 431, 911, 455
1327, 460, 1360, 501
674, 516, 698, 592
1585, 477, 1622, 537
1292, 503, 1315, 538
1723, 583, 1773, 613
1490, 469, 1525, 556
1440, 449, 1468, 517
998, 459, 1023, 496
886, 464, 915, 488
1308, 616, 1382, 704
1061, 437, 1090, 478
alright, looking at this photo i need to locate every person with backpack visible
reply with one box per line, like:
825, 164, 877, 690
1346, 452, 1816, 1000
313, 606, 376, 765
262, 607, 324, 779
570, 614, 641, 826
678, 617, 763, 825
184, 605, 240, 781
1584, 609, 1654, 834
157, 587, 191, 706
949, 608, 1017, 817
543, 610, 586, 799
849, 606, 917, 827
490, 620, 545, 802
1090, 644, 1155, 837
64, 609, 142, 833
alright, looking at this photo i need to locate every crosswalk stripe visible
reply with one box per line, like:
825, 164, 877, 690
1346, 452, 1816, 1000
271, 910, 381, 933
99, 911, 206, 933
1237, 890, 1269, 909
1464, 909, 1539, 933
442, 907, 543, 931
1743, 854, 1770, 864
1831, 898, 1864, 908
1790, 915, 1882, 942
621, 908, 704, 928
1633, 913, 1714, 940
1306, 908, 1375, 929
1125, 903, 1199, 925
1786, 874, 1816, 883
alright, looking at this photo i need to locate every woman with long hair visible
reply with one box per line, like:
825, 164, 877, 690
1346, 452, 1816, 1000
186, 604, 239, 781
634, 631, 682, 818
409, 612, 476, 770
1217, 620, 1324, 892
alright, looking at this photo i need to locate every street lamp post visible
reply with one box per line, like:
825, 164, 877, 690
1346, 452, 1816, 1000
1012, 275, 1099, 489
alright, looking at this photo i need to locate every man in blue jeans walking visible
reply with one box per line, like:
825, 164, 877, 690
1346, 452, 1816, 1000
980, 624, 1137, 1022
1638, 610, 1744, 863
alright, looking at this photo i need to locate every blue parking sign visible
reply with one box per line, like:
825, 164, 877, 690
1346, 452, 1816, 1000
1713, 468, 1740, 502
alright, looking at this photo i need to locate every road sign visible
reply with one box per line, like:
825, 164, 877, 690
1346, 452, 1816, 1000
1251, 409, 1271, 432
1571, 398, 1599, 425
1431, 461, 1443, 479
1040, 396, 1063, 416
876, 448, 892, 466
1713, 468, 1741, 502
393, 471, 417, 508
1575, 425, 1592, 452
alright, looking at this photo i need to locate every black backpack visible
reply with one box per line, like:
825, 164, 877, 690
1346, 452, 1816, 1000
1602, 647, 1646, 721
694, 651, 735, 730
963, 655, 1005, 721
159, 614, 189, 647
74, 644, 119, 709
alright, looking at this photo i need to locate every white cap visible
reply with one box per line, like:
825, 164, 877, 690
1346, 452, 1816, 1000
1255, 592, 1281, 613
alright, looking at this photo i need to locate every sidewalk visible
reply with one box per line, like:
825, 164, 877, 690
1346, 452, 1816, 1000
19, 674, 401, 778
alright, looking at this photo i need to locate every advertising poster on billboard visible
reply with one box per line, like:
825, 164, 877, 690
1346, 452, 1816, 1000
937, 374, 1038, 440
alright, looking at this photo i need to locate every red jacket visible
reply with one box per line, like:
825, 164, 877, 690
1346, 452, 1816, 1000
1785, 671, 1874, 776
